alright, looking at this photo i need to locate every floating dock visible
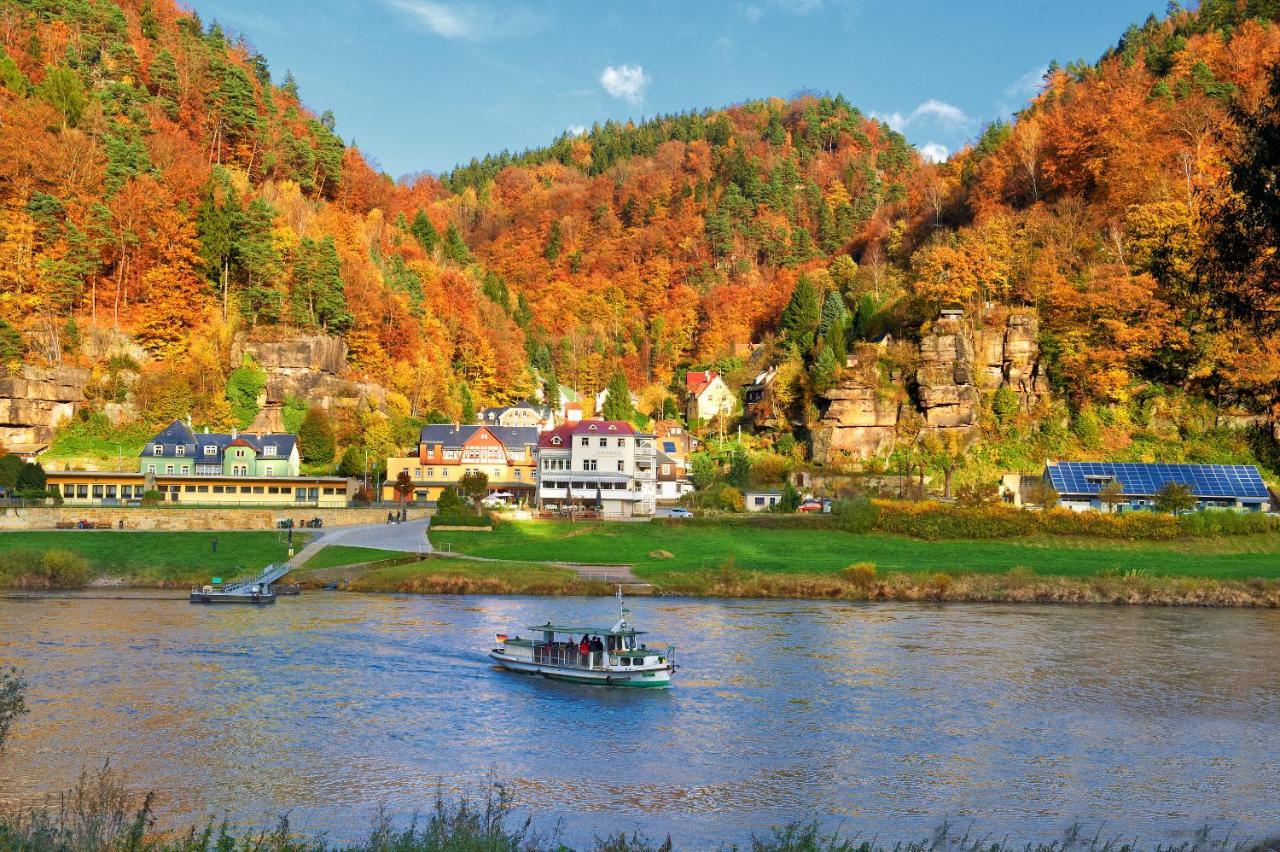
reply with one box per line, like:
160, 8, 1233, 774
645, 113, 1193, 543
190, 563, 290, 605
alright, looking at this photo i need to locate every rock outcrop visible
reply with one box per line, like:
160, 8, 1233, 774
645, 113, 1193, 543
812, 345, 902, 462
997, 311, 1046, 409
0, 365, 90, 448
233, 334, 386, 414
916, 316, 979, 430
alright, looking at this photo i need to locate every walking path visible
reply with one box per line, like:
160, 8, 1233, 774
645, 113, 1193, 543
286, 517, 432, 567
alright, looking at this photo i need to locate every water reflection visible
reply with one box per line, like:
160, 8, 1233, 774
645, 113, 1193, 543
1, 593, 1278, 847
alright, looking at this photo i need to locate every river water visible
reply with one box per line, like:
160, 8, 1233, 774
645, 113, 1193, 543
1, 593, 1278, 847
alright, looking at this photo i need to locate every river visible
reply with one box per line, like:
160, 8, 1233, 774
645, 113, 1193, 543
1, 592, 1277, 847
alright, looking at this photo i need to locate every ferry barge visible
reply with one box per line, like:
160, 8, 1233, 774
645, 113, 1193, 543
490, 591, 675, 687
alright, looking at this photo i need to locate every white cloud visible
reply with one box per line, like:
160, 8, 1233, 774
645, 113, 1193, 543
873, 98, 972, 132
742, 4, 763, 23
773, 0, 824, 12
919, 143, 949, 163
567, 124, 587, 137
384, 0, 545, 41
1005, 65, 1048, 100
599, 64, 650, 105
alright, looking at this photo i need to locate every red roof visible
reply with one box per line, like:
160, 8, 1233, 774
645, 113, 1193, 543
539, 419, 637, 448
686, 370, 718, 396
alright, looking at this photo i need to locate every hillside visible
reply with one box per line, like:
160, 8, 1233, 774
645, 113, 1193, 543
1, 0, 1279, 481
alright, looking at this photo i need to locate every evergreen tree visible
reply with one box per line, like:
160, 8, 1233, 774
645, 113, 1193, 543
149, 49, 180, 120
543, 370, 560, 411
290, 236, 352, 332
443, 223, 472, 265
36, 65, 87, 127
298, 407, 336, 464
602, 371, 632, 421
139, 1, 160, 40
779, 275, 821, 352
813, 344, 839, 393
459, 383, 476, 423
0, 318, 23, 363
0, 49, 29, 94
236, 199, 285, 324
225, 356, 267, 428
727, 446, 751, 490
409, 210, 439, 254
817, 290, 847, 336
544, 220, 563, 262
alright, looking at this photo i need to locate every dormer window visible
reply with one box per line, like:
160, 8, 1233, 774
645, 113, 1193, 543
152, 446, 162, 456
263, 446, 277, 457
588, 424, 597, 431
551, 437, 562, 445
608, 425, 617, 431
175, 446, 185, 456
204, 445, 217, 455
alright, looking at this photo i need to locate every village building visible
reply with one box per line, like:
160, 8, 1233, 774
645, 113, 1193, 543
744, 489, 784, 512
47, 470, 352, 507
653, 420, 700, 462
383, 424, 539, 504
654, 449, 693, 503
536, 420, 656, 517
685, 370, 737, 424
741, 366, 779, 425
1042, 461, 1272, 513
478, 402, 554, 430
140, 419, 301, 478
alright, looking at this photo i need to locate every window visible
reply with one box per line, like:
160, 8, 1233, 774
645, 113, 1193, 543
253, 486, 264, 494
580, 437, 588, 446
92, 485, 104, 499
213, 486, 224, 494
551, 436, 562, 445
263, 446, 277, 457
147, 464, 156, 474
584, 459, 597, 471
152, 446, 162, 456
268, 486, 279, 494
754, 496, 765, 506
414, 468, 422, 478
77, 485, 88, 498
236, 449, 246, 458
280, 487, 292, 494
63, 484, 74, 497
662, 464, 671, 476
184, 485, 195, 493
617, 438, 626, 447
241, 486, 252, 494
599, 438, 607, 447
204, 445, 217, 455
514, 470, 521, 480
263, 466, 274, 476
617, 460, 625, 472
175, 446, 185, 456
165, 465, 174, 474
121, 486, 133, 499
197, 486, 208, 493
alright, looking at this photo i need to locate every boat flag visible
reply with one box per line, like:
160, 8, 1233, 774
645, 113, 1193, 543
495, 633, 508, 643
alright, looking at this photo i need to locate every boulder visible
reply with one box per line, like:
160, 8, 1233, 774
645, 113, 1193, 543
916, 317, 979, 429
0, 365, 90, 447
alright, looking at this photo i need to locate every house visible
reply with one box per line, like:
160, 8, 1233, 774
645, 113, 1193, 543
478, 402, 553, 430
744, 490, 784, 512
383, 424, 539, 504
741, 366, 779, 424
655, 449, 693, 503
536, 420, 656, 517
653, 420, 700, 463
685, 370, 737, 423
140, 419, 300, 478
48, 469, 352, 507
1043, 461, 1272, 513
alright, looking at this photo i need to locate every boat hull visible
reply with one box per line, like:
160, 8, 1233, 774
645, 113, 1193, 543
489, 652, 672, 687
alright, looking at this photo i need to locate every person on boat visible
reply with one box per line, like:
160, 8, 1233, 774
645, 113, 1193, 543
591, 636, 603, 653
578, 637, 589, 657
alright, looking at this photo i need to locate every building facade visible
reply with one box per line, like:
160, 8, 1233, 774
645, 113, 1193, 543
382, 424, 539, 503
47, 470, 352, 507
478, 403, 553, 430
655, 450, 693, 503
685, 370, 737, 423
140, 420, 300, 478
536, 420, 656, 517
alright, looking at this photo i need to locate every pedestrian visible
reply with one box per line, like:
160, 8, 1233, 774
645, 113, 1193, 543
211, 537, 218, 554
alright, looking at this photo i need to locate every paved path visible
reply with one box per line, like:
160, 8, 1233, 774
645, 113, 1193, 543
287, 517, 432, 567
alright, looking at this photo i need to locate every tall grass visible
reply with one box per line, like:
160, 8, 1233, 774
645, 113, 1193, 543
0, 766, 1275, 851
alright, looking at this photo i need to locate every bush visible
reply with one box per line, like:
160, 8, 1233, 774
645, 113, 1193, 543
842, 561, 877, 590
140, 489, 163, 505
0, 548, 43, 584
41, 550, 90, 588
685, 483, 745, 513
832, 494, 879, 532
0, 667, 26, 750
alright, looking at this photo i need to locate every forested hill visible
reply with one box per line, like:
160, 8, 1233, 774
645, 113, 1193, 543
1, 0, 1280, 465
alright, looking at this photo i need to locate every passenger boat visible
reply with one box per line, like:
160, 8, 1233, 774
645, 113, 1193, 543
489, 590, 675, 687
189, 563, 288, 605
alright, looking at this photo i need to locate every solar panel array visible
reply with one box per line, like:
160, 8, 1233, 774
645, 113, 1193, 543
1045, 462, 1269, 499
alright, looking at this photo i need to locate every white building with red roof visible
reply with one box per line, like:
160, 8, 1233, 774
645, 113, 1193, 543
537, 420, 656, 517
685, 370, 737, 424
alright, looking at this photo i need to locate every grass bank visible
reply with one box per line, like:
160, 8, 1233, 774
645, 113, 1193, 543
298, 545, 411, 571
0, 530, 301, 587
429, 520, 1280, 606
346, 555, 612, 596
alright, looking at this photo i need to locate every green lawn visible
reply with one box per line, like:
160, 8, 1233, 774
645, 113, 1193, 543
299, 545, 412, 571
0, 530, 303, 584
430, 521, 1280, 582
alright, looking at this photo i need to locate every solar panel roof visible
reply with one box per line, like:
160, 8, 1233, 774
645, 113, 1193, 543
1044, 462, 1269, 499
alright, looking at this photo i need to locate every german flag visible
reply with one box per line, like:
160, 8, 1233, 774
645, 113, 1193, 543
495, 633, 508, 643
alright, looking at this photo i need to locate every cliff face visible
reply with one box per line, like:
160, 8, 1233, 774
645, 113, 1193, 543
814, 311, 1045, 463
0, 366, 90, 449
233, 334, 387, 416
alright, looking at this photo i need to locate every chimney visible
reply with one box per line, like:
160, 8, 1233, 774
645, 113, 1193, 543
231, 426, 238, 440
186, 413, 193, 429
204, 426, 209, 434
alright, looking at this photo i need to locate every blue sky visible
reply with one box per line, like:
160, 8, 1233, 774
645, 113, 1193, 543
188, 0, 1163, 178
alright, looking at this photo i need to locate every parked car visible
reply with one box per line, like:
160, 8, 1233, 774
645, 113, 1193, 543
667, 507, 694, 518
797, 499, 832, 513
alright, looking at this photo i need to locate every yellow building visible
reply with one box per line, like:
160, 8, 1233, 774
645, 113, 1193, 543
382, 424, 539, 503
47, 470, 354, 508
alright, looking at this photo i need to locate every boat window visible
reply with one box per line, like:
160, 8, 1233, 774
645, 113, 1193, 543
620, 658, 631, 666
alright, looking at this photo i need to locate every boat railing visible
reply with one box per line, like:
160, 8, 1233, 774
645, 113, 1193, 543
535, 646, 604, 670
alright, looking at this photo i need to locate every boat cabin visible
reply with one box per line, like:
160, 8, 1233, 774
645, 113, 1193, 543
500, 622, 660, 672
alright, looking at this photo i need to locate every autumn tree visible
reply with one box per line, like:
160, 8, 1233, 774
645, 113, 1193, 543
298, 407, 336, 464
458, 470, 489, 515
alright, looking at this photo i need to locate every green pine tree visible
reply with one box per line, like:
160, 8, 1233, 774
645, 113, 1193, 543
602, 371, 632, 421
410, 210, 439, 254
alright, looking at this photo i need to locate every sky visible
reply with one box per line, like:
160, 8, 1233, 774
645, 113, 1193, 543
187, 0, 1164, 178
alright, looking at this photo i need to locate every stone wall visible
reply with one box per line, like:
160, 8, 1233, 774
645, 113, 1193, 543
0, 505, 432, 531
0, 365, 90, 447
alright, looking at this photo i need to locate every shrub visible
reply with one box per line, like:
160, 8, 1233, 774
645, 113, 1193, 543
0, 548, 43, 584
842, 561, 877, 590
140, 489, 163, 505
832, 494, 878, 533
0, 667, 26, 750
41, 550, 90, 588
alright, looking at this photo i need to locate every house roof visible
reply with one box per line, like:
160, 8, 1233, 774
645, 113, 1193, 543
141, 420, 296, 461
419, 423, 539, 450
479, 403, 549, 422
1045, 461, 1269, 500
686, 370, 719, 396
538, 419, 642, 448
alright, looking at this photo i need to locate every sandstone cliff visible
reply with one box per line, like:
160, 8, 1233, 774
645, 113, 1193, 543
0, 365, 90, 448
233, 334, 387, 416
